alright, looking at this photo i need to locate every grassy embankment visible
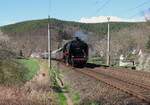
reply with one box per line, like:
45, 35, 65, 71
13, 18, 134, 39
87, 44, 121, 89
19, 58, 40, 81
0, 58, 39, 86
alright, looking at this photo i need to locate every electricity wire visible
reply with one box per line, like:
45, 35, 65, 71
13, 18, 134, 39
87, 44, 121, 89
96, 0, 111, 14
120, 0, 150, 19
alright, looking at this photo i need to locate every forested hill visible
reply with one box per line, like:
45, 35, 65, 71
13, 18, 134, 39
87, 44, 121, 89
1, 18, 138, 37
0, 18, 148, 57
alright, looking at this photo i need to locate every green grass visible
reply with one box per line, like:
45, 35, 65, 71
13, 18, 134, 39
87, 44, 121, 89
88, 57, 105, 65
90, 102, 101, 105
19, 58, 40, 81
72, 92, 80, 105
57, 93, 67, 105
49, 66, 68, 105
60, 84, 80, 105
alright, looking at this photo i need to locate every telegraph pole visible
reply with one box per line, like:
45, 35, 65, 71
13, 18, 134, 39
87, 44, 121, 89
106, 17, 110, 66
48, 16, 51, 69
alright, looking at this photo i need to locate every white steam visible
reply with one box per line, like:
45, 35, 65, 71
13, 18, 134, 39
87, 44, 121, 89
74, 31, 88, 41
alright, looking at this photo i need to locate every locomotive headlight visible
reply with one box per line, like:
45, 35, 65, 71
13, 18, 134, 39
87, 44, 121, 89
72, 56, 74, 58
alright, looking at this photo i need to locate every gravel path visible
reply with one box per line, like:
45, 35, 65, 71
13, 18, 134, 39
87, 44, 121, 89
59, 64, 148, 105
97, 67, 150, 86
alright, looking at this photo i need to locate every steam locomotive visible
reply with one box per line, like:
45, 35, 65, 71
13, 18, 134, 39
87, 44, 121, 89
51, 37, 88, 67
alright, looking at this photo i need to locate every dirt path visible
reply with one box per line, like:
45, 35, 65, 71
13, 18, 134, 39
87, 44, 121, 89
54, 62, 74, 105
25, 60, 50, 91
23, 59, 54, 104
64, 90, 74, 105
25, 60, 74, 105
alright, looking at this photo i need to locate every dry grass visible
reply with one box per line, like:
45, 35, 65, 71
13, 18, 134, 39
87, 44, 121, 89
0, 86, 57, 105
0, 60, 58, 105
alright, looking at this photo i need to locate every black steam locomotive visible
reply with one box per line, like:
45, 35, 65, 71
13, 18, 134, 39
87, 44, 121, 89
51, 37, 88, 67
62, 37, 88, 67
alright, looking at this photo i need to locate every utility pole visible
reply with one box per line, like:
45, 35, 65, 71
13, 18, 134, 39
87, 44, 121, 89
107, 17, 110, 66
48, 16, 51, 69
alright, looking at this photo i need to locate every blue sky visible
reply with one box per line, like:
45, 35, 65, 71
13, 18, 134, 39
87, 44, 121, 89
0, 0, 150, 26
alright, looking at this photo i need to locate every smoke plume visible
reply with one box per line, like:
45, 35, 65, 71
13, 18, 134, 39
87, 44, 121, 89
74, 30, 88, 41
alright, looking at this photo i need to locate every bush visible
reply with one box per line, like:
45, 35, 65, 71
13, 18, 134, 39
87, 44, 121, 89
0, 49, 39, 86
0, 59, 27, 86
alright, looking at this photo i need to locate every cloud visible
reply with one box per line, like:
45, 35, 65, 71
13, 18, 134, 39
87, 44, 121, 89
79, 16, 145, 23
144, 8, 150, 21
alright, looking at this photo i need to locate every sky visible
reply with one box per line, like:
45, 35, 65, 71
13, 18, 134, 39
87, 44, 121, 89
0, 0, 150, 26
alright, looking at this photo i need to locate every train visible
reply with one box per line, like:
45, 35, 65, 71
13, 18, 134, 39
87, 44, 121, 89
51, 37, 88, 67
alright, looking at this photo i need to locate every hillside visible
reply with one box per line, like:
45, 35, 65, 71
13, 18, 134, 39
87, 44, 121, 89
0, 19, 150, 69
1, 18, 136, 36
0, 18, 138, 56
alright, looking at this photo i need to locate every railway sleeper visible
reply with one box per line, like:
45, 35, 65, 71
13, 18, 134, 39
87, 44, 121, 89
76, 69, 150, 104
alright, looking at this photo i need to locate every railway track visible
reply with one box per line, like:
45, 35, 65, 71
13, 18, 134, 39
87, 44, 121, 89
93, 68, 150, 90
110, 67, 150, 79
74, 67, 150, 104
